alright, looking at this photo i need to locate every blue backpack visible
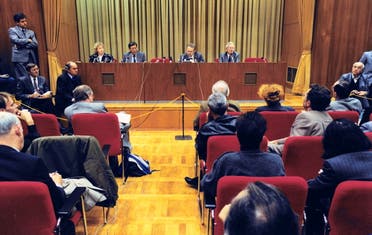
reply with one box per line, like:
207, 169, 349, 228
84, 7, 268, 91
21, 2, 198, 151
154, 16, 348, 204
124, 153, 152, 177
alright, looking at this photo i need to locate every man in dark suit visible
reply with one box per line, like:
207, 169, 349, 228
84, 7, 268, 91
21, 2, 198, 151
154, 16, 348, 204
337, 62, 369, 109
305, 119, 372, 234
121, 41, 146, 63
16, 63, 54, 114
219, 41, 240, 63
359, 50, 372, 79
178, 43, 205, 63
8, 13, 38, 79
55, 61, 82, 117
0, 112, 64, 212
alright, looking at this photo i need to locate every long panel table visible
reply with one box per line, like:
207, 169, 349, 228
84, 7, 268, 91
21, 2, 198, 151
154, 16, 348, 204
78, 62, 287, 101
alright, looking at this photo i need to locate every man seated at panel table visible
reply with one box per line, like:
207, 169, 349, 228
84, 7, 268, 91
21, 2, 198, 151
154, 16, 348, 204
178, 43, 205, 63
64, 85, 131, 175
201, 111, 285, 200
185, 92, 237, 188
15, 63, 55, 114
193, 80, 240, 131
121, 41, 146, 63
268, 84, 333, 156
219, 41, 240, 63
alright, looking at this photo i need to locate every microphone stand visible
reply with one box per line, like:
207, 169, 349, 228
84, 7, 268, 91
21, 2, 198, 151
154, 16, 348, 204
175, 93, 192, 140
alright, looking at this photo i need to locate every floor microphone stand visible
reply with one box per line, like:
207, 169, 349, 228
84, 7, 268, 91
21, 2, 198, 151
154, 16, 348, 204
175, 93, 192, 140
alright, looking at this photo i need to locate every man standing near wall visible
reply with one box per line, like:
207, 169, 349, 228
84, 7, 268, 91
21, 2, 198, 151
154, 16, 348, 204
8, 13, 38, 79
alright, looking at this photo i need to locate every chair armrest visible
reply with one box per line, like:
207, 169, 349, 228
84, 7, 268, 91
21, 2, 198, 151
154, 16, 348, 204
57, 187, 85, 216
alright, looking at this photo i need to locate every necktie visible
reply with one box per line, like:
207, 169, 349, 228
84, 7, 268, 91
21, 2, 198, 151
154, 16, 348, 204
22, 29, 26, 37
133, 55, 136, 63
33, 77, 38, 91
228, 56, 233, 63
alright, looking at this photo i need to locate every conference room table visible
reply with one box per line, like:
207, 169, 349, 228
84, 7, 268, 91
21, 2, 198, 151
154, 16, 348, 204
78, 62, 287, 102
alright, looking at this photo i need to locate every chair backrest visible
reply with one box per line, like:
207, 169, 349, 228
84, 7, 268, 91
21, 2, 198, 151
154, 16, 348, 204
71, 112, 122, 156
260, 111, 299, 140
21, 113, 61, 137
244, 57, 268, 63
198, 111, 242, 130
32, 113, 61, 136
282, 136, 324, 180
215, 176, 308, 235
0, 181, 56, 235
328, 180, 372, 235
327, 111, 359, 123
206, 135, 268, 173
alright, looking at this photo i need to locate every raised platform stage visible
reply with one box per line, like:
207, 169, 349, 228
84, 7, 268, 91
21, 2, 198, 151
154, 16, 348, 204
104, 94, 304, 130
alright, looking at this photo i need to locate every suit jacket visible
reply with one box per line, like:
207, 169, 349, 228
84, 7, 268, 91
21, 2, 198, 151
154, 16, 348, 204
16, 75, 50, 101
360, 51, 372, 78
0, 145, 65, 213
121, 51, 146, 63
268, 110, 333, 155
307, 151, 372, 207
326, 97, 363, 114
178, 51, 205, 63
8, 26, 38, 63
55, 72, 82, 116
64, 101, 107, 120
89, 53, 114, 63
219, 51, 240, 63
338, 73, 369, 108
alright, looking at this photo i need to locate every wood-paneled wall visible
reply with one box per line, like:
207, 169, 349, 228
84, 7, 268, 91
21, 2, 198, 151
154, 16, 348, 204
311, 0, 372, 88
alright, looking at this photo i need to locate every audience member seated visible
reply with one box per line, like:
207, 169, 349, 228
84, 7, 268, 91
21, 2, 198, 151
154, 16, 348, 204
268, 84, 332, 155
88, 41, 114, 63
359, 50, 372, 79
64, 85, 131, 175
326, 80, 363, 114
0, 112, 74, 233
255, 84, 295, 112
305, 119, 372, 234
201, 111, 285, 200
337, 62, 369, 109
121, 41, 146, 63
193, 80, 240, 131
219, 41, 240, 63
0, 73, 16, 94
15, 63, 55, 114
185, 92, 237, 188
55, 61, 82, 117
219, 182, 299, 235
0, 92, 40, 152
178, 43, 205, 63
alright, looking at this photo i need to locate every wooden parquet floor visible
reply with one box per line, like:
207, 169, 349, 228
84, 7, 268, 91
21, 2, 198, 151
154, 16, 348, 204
76, 130, 206, 235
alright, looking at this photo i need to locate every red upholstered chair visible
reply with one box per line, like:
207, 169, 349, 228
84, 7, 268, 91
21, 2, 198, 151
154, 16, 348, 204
327, 111, 359, 123
215, 176, 308, 235
282, 136, 324, 180
260, 111, 299, 140
364, 131, 372, 144
244, 57, 268, 63
71, 113, 125, 183
0, 181, 86, 235
21, 113, 61, 137
328, 180, 372, 235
